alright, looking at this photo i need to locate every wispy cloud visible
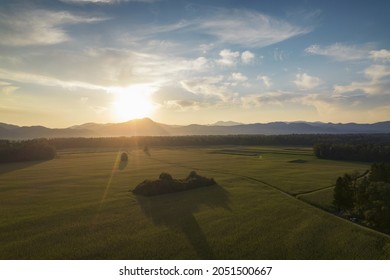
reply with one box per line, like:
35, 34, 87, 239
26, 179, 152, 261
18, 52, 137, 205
273, 48, 287, 61
334, 65, 390, 95
0, 81, 19, 95
239, 88, 390, 123
89, 105, 108, 114
304, 43, 373, 61
125, 9, 310, 49
61, 0, 158, 4
198, 9, 310, 48
0, 45, 215, 91
306, 44, 390, 65
300, 94, 338, 117
294, 73, 322, 89
61, 0, 115, 3
163, 100, 206, 111
300, 93, 390, 123
0, 9, 108, 46
333, 81, 384, 95
241, 91, 300, 107
364, 65, 390, 81
180, 75, 237, 102
0, 68, 106, 91
369, 49, 390, 62
305, 44, 390, 97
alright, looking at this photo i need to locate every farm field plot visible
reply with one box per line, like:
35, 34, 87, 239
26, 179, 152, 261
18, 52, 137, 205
0, 146, 389, 259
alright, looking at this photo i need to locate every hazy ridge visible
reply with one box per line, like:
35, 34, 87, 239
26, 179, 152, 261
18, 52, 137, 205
1, 118, 390, 139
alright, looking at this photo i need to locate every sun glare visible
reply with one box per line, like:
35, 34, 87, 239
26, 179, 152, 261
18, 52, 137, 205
111, 84, 155, 121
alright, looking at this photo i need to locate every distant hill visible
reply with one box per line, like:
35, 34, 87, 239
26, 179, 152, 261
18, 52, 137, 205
211, 121, 243, 126
1, 118, 390, 139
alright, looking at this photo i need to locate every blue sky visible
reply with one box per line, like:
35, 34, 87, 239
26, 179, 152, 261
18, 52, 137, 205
0, 0, 389, 127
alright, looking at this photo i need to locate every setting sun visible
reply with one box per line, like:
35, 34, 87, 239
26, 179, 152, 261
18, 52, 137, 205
111, 84, 155, 121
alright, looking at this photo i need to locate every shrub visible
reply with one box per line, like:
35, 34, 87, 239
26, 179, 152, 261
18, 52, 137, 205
120, 152, 128, 161
159, 172, 173, 181
143, 146, 150, 156
132, 171, 216, 196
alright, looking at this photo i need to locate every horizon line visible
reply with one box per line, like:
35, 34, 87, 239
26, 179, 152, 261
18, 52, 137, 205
2, 117, 390, 130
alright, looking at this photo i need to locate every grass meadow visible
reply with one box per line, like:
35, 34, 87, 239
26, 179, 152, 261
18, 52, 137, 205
0, 146, 389, 259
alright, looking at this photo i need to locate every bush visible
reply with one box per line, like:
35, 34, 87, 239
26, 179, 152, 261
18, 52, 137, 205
120, 152, 128, 161
143, 145, 150, 156
159, 172, 173, 181
132, 171, 216, 196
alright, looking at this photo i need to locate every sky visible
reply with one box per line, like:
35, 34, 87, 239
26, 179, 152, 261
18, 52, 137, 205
0, 0, 390, 127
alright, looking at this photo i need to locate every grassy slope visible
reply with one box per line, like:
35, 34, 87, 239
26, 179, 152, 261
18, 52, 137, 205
0, 147, 389, 259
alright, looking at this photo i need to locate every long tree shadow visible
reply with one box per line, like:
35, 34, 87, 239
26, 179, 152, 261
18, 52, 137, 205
118, 160, 128, 170
135, 184, 230, 259
0, 160, 47, 175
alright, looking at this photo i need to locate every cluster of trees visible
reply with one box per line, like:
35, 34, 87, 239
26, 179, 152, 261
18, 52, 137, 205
0, 139, 56, 163
133, 171, 216, 196
334, 162, 390, 233
48, 134, 390, 149
313, 143, 390, 162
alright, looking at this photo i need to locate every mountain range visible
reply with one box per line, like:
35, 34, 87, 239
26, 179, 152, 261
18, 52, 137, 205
1, 118, 390, 139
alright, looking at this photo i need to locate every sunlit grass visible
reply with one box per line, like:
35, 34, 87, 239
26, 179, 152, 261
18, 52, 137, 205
0, 146, 389, 259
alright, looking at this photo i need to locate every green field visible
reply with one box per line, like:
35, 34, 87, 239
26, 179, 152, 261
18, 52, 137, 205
1, 146, 389, 259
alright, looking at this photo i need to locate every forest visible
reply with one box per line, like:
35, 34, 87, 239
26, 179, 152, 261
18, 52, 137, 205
313, 143, 390, 162
0, 139, 56, 163
2, 134, 390, 163
47, 133, 390, 149
333, 162, 390, 233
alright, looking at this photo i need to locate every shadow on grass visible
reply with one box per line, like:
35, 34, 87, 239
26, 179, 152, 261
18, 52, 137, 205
119, 160, 128, 170
0, 160, 47, 175
135, 184, 230, 259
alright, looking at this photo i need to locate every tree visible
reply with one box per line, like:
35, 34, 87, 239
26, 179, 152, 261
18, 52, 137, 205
333, 174, 354, 210
159, 172, 173, 181
362, 182, 390, 231
333, 163, 390, 233
370, 162, 390, 182
120, 152, 128, 162
143, 145, 150, 156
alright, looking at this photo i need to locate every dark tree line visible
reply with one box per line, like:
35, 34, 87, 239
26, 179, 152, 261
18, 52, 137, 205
3, 134, 389, 163
47, 134, 390, 149
334, 162, 390, 233
0, 139, 56, 163
313, 143, 390, 162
